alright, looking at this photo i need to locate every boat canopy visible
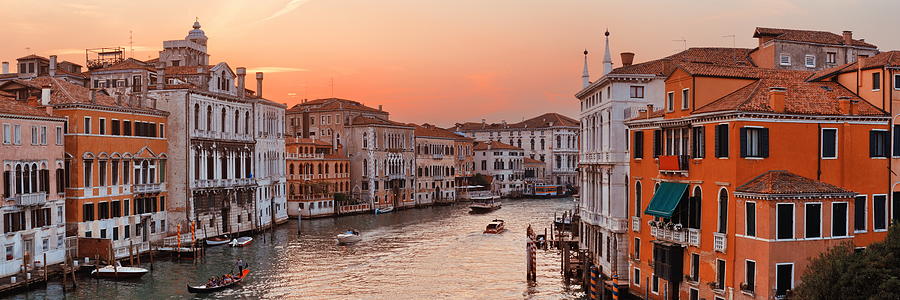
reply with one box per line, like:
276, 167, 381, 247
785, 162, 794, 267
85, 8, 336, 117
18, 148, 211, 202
644, 182, 688, 218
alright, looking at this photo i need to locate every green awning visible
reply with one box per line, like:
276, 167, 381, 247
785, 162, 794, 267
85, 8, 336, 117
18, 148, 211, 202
644, 182, 688, 218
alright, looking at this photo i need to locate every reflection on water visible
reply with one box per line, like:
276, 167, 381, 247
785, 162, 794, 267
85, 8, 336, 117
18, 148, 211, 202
5, 198, 582, 299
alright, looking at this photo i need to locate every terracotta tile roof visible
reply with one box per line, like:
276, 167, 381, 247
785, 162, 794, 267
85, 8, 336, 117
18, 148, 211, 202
809, 51, 900, 81
736, 170, 852, 196
754, 27, 876, 48
289, 98, 384, 114
0, 77, 163, 113
90, 58, 155, 72
473, 140, 522, 151
524, 157, 543, 164
413, 123, 469, 140
451, 113, 578, 131
0, 96, 52, 117
609, 48, 756, 76
627, 108, 666, 121
693, 68, 885, 116
349, 115, 411, 127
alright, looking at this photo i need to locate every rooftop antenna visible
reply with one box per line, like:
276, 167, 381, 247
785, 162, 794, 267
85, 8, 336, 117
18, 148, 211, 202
722, 34, 737, 63
672, 38, 687, 51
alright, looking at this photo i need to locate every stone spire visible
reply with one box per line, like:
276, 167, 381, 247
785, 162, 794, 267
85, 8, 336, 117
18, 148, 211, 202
602, 29, 613, 75
581, 49, 590, 88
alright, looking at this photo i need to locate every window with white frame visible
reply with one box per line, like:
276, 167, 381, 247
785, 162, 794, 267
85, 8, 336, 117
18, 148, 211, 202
83, 117, 91, 134
832, 202, 848, 237
895, 74, 900, 90
681, 88, 690, 109
780, 54, 791, 66
874, 194, 887, 231
651, 273, 659, 294
13, 125, 20, 144
715, 259, 726, 290
873, 72, 881, 90
99, 118, 106, 135
40, 126, 46, 145
630, 86, 644, 99
740, 127, 768, 158
775, 263, 794, 297
745, 201, 756, 236
805, 203, 822, 238
56, 126, 62, 145
690, 253, 700, 281
31, 126, 38, 145
633, 268, 641, 286
777, 203, 794, 240
804, 55, 816, 67
826, 52, 836, 64
821, 128, 837, 159
745, 260, 756, 293
690, 289, 699, 300
666, 92, 674, 111
2, 124, 9, 144
854, 195, 867, 232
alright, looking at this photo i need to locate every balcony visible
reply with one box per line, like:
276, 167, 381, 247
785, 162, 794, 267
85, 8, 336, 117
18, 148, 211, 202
713, 232, 727, 252
658, 155, 690, 175
286, 153, 324, 160
432, 154, 444, 159
631, 216, 641, 233
14, 192, 47, 206
688, 228, 700, 247
649, 221, 689, 245
133, 183, 163, 194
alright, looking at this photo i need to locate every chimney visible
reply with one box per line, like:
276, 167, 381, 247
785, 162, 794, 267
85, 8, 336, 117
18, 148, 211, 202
378, 104, 382, 111
90, 88, 97, 104
620, 52, 635, 67
49, 55, 57, 76
236, 67, 246, 99
256, 72, 264, 98
40, 85, 51, 106
1, 62, 8, 74
838, 96, 852, 114
156, 62, 165, 90
850, 99, 859, 115
843, 31, 853, 45
769, 87, 787, 112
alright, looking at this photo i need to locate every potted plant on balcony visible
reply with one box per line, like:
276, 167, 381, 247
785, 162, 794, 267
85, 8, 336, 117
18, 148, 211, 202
648, 220, 657, 227
740, 282, 754, 294
673, 223, 683, 231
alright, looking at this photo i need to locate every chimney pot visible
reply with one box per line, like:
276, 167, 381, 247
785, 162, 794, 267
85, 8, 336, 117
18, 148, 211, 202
1, 62, 8, 74
620, 52, 635, 67
40, 86, 51, 105
90, 89, 97, 104
838, 96, 852, 114
156, 63, 165, 89
236, 67, 247, 99
769, 87, 787, 112
378, 104, 382, 111
49, 55, 57, 76
843, 30, 853, 45
256, 72, 264, 98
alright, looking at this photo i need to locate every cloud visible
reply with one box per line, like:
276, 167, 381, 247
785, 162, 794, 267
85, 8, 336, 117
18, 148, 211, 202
257, 0, 312, 23
248, 67, 308, 73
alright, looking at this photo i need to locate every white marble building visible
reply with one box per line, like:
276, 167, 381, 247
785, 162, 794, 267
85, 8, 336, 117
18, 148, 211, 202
473, 141, 525, 197
253, 90, 288, 227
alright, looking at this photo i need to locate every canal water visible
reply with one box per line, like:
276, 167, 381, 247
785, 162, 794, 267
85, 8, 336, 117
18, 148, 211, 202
5, 197, 582, 299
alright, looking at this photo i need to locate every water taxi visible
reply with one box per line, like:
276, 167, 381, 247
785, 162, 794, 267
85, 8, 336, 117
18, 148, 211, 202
91, 262, 149, 279
230, 237, 253, 247
336, 230, 361, 244
483, 219, 506, 234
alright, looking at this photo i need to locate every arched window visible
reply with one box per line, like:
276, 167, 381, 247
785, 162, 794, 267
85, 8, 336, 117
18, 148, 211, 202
363, 133, 368, 149
221, 108, 227, 132
634, 181, 642, 217
244, 112, 250, 134
22, 164, 31, 194
718, 188, 728, 234
289, 164, 295, 175
194, 104, 200, 130
15, 164, 22, 194
690, 186, 702, 229
234, 109, 240, 134
206, 106, 213, 131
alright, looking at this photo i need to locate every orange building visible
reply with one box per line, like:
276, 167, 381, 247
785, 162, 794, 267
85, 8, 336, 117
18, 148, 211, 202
0, 77, 169, 259
625, 64, 889, 300
285, 138, 352, 218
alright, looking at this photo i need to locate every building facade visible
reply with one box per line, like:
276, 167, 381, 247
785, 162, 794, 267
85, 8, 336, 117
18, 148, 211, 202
344, 115, 415, 211
285, 138, 351, 218
413, 124, 463, 205
750, 27, 878, 71
450, 113, 580, 186
626, 64, 890, 300
473, 141, 525, 197
253, 97, 288, 227
285, 98, 388, 149
0, 98, 67, 277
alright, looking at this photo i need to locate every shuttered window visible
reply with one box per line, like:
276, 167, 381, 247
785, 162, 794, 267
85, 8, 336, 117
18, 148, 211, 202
633, 131, 644, 159
653, 130, 662, 157
692, 126, 705, 158
777, 203, 794, 240
740, 127, 769, 158
714, 124, 729, 158
870, 130, 889, 158
822, 128, 837, 158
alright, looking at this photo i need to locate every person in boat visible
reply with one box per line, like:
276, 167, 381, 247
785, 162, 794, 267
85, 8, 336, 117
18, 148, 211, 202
235, 258, 247, 274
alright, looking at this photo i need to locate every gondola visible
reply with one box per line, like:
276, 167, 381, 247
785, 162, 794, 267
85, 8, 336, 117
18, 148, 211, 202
187, 269, 250, 293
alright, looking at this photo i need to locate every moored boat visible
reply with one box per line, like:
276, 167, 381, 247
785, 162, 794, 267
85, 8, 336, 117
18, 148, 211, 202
483, 219, 505, 234
206, 236, 231, 246
91, 263, 149, 279
336, 230, 361, 244
187, 269, 251, 293
230, 236, 253, 247
374, 206, 394, 214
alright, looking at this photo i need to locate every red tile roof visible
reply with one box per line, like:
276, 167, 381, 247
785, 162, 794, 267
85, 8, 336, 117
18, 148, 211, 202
289, 98, 385, 114
473, 140, 522, 151
413, 123, 470, 140
90, 58, 155, 72
349, 115, 412, 127
753, 27, 876, 48
609, 48, 756, 76
451, 113, 578, 131
0, 96, 52, 117
735, 170, 853, 196
524, 157, 543, 164
692, 68, 885, 116
809, 51, 900, 81
0, 77, 163, 113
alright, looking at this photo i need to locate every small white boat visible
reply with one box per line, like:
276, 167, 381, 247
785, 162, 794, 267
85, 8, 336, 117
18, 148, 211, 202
230, 236, 253, 247
374, 207, 394, 214
91, 262, 149, 279
336, 230, 361, 244
206, 236, 231, 246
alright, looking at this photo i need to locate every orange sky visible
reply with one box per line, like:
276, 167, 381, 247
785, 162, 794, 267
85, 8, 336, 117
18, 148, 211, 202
3, 0, 899, 126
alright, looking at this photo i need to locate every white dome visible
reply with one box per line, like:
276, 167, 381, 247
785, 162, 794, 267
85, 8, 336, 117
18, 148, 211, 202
186, 19, 207, 42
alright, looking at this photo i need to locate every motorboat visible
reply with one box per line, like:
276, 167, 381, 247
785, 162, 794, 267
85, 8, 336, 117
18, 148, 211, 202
374, 207, 394, 214
336, 230, 361, 244
91, 262, 149, 279
230, 236, 253, 247
483, 219, 506, 234
469, 192, 501, 213
187, 269, 250, 293
206, 236, 231, 246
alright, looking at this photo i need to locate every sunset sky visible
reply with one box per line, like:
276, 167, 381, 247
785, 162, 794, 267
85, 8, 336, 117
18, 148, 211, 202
3, 0, 899, 126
